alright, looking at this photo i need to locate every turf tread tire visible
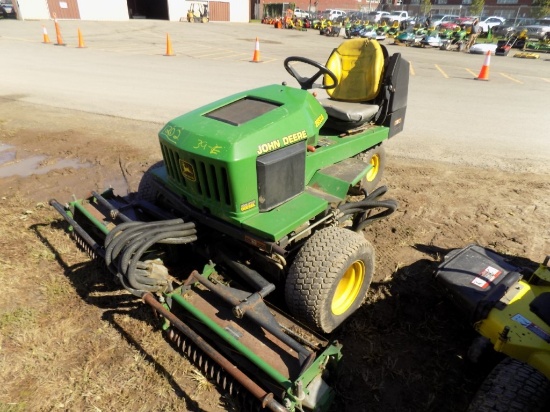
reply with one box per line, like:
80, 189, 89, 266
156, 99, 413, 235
137, 161, 164, 203
467, 358, 550, 412
285, 226, 374, 333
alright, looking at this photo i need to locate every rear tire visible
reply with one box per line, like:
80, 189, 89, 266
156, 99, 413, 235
285, 226, 374, 333
137, 161, 164, 203
349, 145, 386, 195
467, 358, 550, 412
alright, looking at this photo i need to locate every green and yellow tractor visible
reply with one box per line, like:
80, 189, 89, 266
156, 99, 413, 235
437, 245, 550, 412
51, 39, 409, 411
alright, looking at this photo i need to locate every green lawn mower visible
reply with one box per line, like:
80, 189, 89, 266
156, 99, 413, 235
50, 38, 409, 411
437, 244, 550, 412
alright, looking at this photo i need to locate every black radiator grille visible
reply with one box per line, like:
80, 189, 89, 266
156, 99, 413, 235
161, 143, 186, 186
161, 143, 231, 206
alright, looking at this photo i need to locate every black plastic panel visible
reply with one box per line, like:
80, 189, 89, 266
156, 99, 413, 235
387, 55, 409, 114
381, 54, 409, 135
385, 107, 406, 138
436, 244, 522, 322
256, 143, 305, 212
530, 293, 550, 326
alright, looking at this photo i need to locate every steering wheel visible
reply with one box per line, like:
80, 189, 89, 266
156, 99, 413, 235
283, 56, 338, 90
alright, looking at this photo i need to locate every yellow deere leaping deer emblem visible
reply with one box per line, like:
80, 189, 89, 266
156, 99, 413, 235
179, 159, 196, 182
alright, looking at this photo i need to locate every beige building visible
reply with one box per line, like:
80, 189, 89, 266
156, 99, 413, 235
13, 0, 249, 22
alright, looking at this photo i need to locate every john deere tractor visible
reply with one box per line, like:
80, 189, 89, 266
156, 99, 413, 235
51, 39, 409, 411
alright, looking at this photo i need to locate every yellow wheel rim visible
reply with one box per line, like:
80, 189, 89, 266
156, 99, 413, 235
331, 260, 365, 316
366, 153, 380, 182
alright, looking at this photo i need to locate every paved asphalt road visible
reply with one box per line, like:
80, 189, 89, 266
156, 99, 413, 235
1, 19, 549, 173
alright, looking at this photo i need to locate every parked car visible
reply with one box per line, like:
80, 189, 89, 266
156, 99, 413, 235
293, 8, 309, 19
520, 18, 550, 40
456, 16, 476, 25
1, 0, 16, 18
365, 11, 390, 23
492, 17, 534, 37
385, 10, 409, 24
322, 9, 346, 21
431, 14, 460, 28
440, 16, 474, 30
347, 12, 369, 22
478, 16, 506, 33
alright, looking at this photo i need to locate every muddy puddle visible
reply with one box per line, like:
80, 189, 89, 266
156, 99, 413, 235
0, 143, 91, 178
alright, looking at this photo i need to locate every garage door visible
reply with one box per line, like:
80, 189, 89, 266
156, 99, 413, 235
209, 1, 229, 21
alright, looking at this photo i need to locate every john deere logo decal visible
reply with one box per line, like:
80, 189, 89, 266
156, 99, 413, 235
179, 159, 196, 181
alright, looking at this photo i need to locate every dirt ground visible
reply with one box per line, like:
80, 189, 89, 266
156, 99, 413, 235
1, 98, 549, 412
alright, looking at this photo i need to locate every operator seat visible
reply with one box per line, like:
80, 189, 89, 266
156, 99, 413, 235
320, 39, 385, 132
320, 38, 410, 137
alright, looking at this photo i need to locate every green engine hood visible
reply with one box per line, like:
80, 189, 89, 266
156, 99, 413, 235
159, 84, 326, 160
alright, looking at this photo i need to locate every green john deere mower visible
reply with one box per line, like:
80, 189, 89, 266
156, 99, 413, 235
50, 39, 409, 411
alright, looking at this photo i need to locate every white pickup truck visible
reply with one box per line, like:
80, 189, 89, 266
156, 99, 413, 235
386, 11, 409, 23
293, 8, 309, 19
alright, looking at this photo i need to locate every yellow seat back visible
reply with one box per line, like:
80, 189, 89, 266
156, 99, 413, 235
324, 39, 385, 102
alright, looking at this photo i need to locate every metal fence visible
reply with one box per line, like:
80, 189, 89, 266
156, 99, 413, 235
260, 4, 547, 21
376, 5, 546, 20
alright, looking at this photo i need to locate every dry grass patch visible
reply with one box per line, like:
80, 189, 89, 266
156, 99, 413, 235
0, 194, 227, 411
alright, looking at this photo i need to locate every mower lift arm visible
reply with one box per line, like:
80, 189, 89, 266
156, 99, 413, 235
183, 270, 314, 369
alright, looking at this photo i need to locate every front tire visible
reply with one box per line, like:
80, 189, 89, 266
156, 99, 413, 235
285, 226, 374, 333
137, 161, 164, 203
468, 358, 550, 412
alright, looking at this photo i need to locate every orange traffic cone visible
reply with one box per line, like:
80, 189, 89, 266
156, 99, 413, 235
53, 14, 65, 46
164, 33, 175, 56
42, 26, 51, 44
251, 37, 261, 63
475, 50, 491, 81
77, 28, 86, 48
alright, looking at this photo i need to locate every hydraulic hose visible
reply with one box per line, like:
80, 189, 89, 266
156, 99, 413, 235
104, 219, 197, 294
338, 185, 398, 232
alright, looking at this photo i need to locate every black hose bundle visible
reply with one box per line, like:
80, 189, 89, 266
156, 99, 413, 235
104, 219, 197, 295
338, 185, 398, 232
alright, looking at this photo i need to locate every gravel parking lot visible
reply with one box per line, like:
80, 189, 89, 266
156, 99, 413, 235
3, 19, 549, 174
